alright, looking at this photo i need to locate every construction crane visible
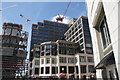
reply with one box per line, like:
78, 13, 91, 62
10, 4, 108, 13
20, 14, 31, 22
0, 5, 17, 11
56, 0, 71, 22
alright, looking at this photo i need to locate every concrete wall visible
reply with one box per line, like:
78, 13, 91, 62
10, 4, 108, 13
86, 0, 119, 79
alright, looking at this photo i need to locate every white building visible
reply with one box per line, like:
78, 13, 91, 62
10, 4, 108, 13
86, 0, 119, 79
28, 40, 95, 79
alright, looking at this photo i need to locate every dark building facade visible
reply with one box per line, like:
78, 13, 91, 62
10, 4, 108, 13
30, 20, 68, 61
64, 16, 93, 54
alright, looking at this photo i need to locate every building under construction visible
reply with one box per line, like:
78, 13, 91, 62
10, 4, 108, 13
0, 23, 28, 79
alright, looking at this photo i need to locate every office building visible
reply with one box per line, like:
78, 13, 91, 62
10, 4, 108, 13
86, 0, 119, 79
64, 16, 93, 54
28, 40, 94, 79
30, 20, 68, 61
0, 23, 28, 79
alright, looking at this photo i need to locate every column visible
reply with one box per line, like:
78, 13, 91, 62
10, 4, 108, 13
74, 66, 77, 78
67, 66, 69, 78
86, 65, 89, 77
50, 58, 52, 76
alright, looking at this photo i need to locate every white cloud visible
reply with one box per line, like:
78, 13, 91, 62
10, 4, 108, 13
51, 14, 70, 24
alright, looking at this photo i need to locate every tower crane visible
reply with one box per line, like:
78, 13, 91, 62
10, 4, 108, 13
20, 14, 31, 22
56, 0, 71, 22
0, 5, 17, 11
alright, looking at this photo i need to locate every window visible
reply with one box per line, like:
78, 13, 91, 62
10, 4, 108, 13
52, 67, 58, 74
41, 59, 44, 64
46, 45, 51, 49
46, 45, 51, 56
60, 66, 67, 73
68, 58, 75, 64
41, 67, 44, 74
79, 29, 82, 33
76, 37, 79, 41
80, 34, 82, 38
78, 24, 82, 28
80, 44, 84, 49
46, 58, 50, 64
88, 65, 94, 73
30, 70, 32, 75
32, 25, 37, 28
35, 68, 39, 75
68, 66, 74, 73
41, 52, 44, 56
81, 65, 86, 73
45, 67, 50, 74
80, 39, 83, 43
41, 46, 44, 50
86, 43, 92, 47
35, 51, 40, 58
35, 60, 39, 65
87, 57, 94, 62
52, 58, 57, 64
86, 49, 93, 54
59, 57, 66, 63
80, 56, 86, 62
100, 16, 111, 49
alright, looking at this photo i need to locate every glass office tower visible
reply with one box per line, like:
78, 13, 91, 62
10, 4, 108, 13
30, 20, 68, 61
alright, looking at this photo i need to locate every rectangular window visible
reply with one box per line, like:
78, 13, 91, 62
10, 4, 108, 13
52, 67, 58, 74
46, 58, 50, 64
81, 65, 86, 73
30, 70, 32, 75
87, 57, 94, 62
86, 43, 92, 47
88, 65, 94, 73
35, 68, 39, 75
100, 16, 111, 49
68, 58, 75, 64
68, 66, 74, 73
52, 58, 57, 64
46, 67, 50, 74
59, 57, 66, 63
86, 49, 93, 54
41, 67, 44, 74
35, 60, 40, 65
80, 56, 86, 62
41, 59, 44, 64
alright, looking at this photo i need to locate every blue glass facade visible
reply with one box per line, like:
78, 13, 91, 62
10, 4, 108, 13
30, 20, 68, 61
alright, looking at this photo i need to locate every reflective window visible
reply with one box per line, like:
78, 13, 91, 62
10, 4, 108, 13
100, 16, 111, 49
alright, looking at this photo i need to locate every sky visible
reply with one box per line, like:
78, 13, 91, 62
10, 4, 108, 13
1, 1, 87, 59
